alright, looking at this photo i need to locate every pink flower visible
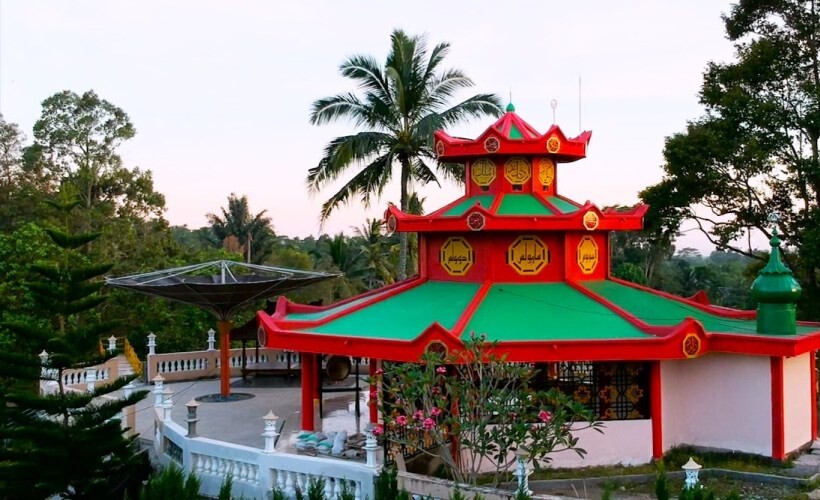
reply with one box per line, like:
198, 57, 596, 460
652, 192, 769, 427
422, 418, 436, 430
413, 410, 424, 420
396, 415, 408, 426
432, 386, 441, 394
510, 412, 517, 420
375, 368, 384, 375
372, 425, 384, 436
436, 366, 447, 374
430, 407, 441, 417
538, 410, 552, 423
395, 398, 402, 404
369, 389, 378, 399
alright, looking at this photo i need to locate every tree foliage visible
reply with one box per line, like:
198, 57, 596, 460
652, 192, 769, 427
0, 199, 149, 500
640, 0, 820, 316
308, 29, 502, 279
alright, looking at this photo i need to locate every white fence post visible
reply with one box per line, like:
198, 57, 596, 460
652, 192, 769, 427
108, 335, 118, 353
86, 367, 96, 393
153, 374, 165, 408
162, 387, 174, 421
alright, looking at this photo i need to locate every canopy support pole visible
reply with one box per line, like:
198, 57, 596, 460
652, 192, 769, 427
218, 320, 232, 398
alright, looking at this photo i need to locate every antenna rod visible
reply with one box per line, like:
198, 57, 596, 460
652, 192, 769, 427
578, 76, 582, 132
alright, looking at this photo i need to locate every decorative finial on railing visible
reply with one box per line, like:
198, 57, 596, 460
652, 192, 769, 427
153, 374, 165, 408
147, 332, 157, 356
363, 422, 381, 468
550, 99, 558, 124
107, 335, 118, 353
186, 399, 200, 438
262, 411, 279, 453
207, 329, 216, 351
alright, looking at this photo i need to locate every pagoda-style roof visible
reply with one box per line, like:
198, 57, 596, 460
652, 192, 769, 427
434, 105, 591, 162
257, 276, 820, 363
385, 194, 648, 233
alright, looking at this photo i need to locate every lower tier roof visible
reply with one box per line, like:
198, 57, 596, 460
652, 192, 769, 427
257, 278, 820, 362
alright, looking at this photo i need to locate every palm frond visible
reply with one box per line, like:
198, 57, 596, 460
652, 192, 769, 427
310, 93, 372, 127
411, 158, 440, 187
339, 55, 391, 103
318, 153, 394, 221
306, 132, 392, 192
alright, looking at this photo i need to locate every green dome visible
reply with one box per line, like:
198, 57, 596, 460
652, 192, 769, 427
506, 102, 516, 112
750, 231, 802, 304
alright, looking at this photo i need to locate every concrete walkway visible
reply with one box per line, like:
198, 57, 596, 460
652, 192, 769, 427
134, 374, 369, 452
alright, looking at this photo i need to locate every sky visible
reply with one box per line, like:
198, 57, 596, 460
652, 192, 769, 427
0, 1, 739, 253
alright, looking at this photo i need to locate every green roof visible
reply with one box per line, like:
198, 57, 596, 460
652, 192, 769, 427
582, 280, 816, 335
443, 195, 495, 217
496, 194, 554, 216
300, 281, 480, 340
465, 283, 649, 341
287, 286, 397, 321
546, 196, 579, 213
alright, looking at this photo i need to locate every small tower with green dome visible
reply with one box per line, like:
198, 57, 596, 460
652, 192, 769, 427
751, 215, 802, 335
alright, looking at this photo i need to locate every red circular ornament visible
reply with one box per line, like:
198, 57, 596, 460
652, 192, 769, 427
467, 212, 485, 231
484, 136, 500, 153
386, 215, 397, 234
435, 141, 445, 157
682, 334, 701, 358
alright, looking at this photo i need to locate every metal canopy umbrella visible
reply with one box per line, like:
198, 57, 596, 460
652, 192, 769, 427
107, 260, 338, 398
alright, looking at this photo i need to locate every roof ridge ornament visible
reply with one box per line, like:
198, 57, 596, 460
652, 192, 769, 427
750, 211, 802, 334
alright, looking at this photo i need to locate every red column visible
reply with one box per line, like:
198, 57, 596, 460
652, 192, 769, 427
369, 359, 379, 424
301, 353, 315, 431
217, 320, 232, 398
771, 356, 785, 460
811, 351, 818, 441
650, 360, 663, 459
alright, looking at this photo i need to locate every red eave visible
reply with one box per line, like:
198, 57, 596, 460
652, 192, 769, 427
434, 118, 591, 162
385, 202, 647, 233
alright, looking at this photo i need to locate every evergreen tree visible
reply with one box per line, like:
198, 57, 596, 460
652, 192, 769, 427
0, 197, 149, 499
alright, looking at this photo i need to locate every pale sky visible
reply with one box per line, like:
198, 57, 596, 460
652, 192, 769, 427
0, 1, 738, 252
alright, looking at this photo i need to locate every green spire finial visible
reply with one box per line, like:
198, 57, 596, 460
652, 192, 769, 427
751, 212, 802, 335
506, 102, 515, 112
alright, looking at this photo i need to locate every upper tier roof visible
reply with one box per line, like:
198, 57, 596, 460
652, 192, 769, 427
434, 105, 592, 161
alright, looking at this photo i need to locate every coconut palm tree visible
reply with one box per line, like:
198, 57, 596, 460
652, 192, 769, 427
353, 218, 394, 289
207, 193, 275, 264
308, 29, 502, 279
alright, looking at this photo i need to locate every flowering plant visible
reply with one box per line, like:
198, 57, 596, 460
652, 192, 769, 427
370, 332, 602, 487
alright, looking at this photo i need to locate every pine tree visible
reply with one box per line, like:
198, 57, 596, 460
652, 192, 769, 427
0, 197, 150, 499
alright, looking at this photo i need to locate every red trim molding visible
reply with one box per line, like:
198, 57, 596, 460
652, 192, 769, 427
812, 352, 818, 441
650, 361, 663, 459
771, 356, 785, 460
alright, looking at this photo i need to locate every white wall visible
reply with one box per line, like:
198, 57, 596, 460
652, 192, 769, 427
783, 353, 813, 454
547, 419, 653, 468
662, 354, 772, 456
471, 420, 653, 471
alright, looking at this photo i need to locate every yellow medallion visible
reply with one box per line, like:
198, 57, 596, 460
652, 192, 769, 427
470, 159, 496, 187
537, 158, 555, 187
507, 235, 549, 275
577, 236, 599, 274
583, 211, 599, 231
546, 135, 561, 153
440, 237, 474, 276
504, 157, 531, 185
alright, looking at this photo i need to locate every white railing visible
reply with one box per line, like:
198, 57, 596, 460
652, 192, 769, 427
147, 348, 301, 382
156, 407, 378, 499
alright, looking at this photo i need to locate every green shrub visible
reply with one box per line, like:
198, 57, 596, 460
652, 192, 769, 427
139, 464, 201, 500
654, 461, 671, 500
